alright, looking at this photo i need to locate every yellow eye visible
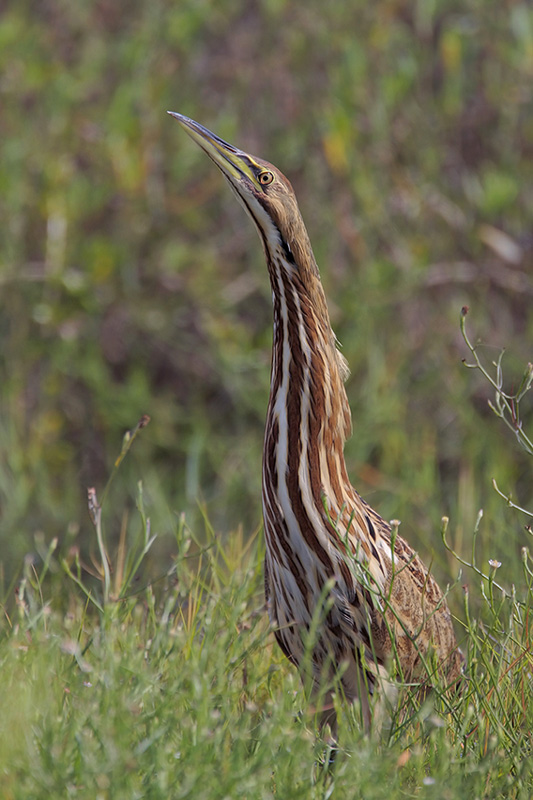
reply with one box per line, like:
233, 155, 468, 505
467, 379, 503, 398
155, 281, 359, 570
258, 170, 274, 186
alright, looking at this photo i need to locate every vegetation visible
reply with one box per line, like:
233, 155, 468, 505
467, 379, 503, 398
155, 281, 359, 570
1, 0, 532, 796
2, 391, 533, 797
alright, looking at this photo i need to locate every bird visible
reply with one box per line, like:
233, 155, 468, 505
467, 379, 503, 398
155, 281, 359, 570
169, 112, 463, 736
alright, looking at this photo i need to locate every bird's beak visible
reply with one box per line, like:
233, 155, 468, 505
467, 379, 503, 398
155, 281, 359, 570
168, 111, 261, 189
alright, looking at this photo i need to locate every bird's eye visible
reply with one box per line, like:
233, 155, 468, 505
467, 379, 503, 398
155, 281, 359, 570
258, 170, 274, 186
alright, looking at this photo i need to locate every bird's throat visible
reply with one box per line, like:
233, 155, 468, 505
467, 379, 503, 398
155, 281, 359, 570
262, 252, 353, 543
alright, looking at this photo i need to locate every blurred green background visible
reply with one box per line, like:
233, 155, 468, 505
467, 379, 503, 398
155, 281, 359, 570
1, 0, 532, 592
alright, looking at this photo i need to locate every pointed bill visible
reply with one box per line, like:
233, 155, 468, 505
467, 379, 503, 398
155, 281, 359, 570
167, 111, 262, 189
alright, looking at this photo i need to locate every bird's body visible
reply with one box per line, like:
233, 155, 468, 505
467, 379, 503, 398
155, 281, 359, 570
170, 112, 463, 732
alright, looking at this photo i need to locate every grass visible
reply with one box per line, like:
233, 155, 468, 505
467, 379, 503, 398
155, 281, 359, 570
2, 533, 532, 799
2, 339, 533, 798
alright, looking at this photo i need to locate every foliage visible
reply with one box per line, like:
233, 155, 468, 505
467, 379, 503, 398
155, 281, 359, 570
461, 307, 533, 459
1, 421, 533, 798
1, 0, 533, 796
1, 0, 532, 577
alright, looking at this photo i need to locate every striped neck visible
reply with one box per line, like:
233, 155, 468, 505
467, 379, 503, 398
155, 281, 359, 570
262, 242, 353, 542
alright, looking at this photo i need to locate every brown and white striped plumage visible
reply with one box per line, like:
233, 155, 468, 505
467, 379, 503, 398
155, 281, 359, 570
170, 113, 463, 731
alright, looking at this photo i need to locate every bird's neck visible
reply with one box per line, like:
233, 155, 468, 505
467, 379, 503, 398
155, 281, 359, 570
262, 249, 353, 530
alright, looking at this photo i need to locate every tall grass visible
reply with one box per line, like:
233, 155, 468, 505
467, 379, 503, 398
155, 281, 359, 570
2, 328, 532, 798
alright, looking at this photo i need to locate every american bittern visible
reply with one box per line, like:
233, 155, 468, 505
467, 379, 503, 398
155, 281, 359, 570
169, 112, 463, 734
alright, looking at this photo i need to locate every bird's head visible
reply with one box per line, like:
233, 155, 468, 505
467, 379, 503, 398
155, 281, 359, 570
168, 112, 317, 277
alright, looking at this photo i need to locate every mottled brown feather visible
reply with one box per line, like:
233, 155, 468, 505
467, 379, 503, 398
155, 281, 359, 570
172, 115, 463, 736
